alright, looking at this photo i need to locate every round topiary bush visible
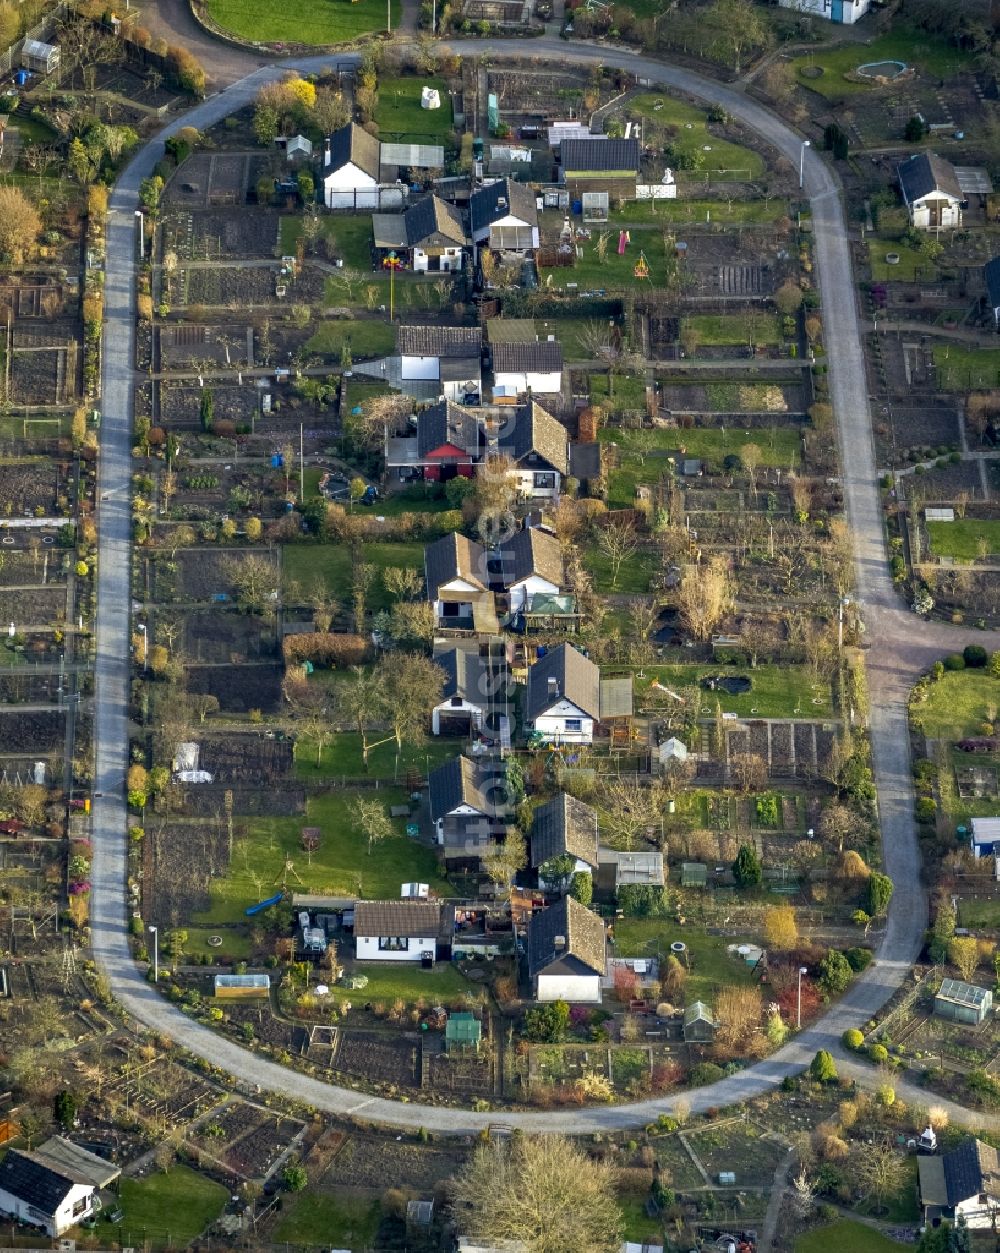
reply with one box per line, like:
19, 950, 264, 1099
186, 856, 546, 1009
868, 1043, 889, 1064
943, 653, 966, 671
964, 645, 988, 669
842, 1028, 864, 1050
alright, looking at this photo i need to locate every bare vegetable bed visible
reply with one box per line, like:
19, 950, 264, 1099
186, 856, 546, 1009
0, 551, 67, 585
0, 461, 60, 513
324, 1131, 466, 1190
145, 817, 229, 923
159, 382, 261, 427
335, 1031, 419, 1087
184, 611, 275, 664
186, 662, 283, 714
10, 348, 67, 406
0, 672, 63, 703
160, 546, 275, 601
4, 587, 66, 627
197, 733, 294, 783
158, 324, 253, 369
177, 782, 304, 817
187, 209, 280, 259
222, 1114, 303, 1178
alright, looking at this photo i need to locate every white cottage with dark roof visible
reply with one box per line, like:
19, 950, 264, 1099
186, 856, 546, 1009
0, 1137, 120, 1236
897, 153, 963, 231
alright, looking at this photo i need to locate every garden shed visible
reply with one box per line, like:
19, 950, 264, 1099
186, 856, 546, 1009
21, 40, 59, 75
214, 973, 270, 999
683, 1000, 716, 1042
934, 978, 992, 1026
445, 1011, 482, 1052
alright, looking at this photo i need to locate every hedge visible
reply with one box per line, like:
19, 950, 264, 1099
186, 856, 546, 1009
282, 633, 370, 668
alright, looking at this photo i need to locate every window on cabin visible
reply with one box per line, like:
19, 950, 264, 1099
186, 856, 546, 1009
534, 472, 556, 489
565, 718, 582, 732
379, 936, 408, 951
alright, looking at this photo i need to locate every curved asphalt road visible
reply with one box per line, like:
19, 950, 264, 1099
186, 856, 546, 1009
91, 37, 991, 1132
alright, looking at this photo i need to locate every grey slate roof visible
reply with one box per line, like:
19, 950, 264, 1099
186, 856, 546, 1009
0, 1151, 77, 1216
942, 1138, 1000, 1207
424, 532, 487, 599
428, 755, 491, 821
526, 895, 606, 977
436, 647, 489, 708
398, 324, 483, 358
495, 401, 569, 474
530, 792, 599, 868
354, 899, 443, 938
492, 340, 564, 376
416, 399, 482, 457
402, 195, 468, 248
325, 122, 381, 181
986, 257, 1000, 310
470, 179, 539, 234
498, 527, 564, 588
897, 153, 962, 205
525, 643, 600, 722
560, 137, 640, 174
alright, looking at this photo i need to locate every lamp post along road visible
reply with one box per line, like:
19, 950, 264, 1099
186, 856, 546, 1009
799, 139, 811, 190
148, 925, 158, 983
797, 965, 808, 1030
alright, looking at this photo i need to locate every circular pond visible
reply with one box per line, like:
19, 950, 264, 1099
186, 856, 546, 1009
700, 674, 752, 695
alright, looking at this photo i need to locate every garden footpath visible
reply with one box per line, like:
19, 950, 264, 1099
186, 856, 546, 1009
88, 32, 1000, 1131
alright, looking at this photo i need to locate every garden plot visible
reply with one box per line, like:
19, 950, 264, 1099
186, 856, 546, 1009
145, 817, 230, 923
194, 1101, 304, 1180
335, 1031, 420, 1088
875, 403, 960, 464
100, 1052, 218, 1122
177, 781, 304, 817
323, 1131, 466, 1191
906, 459, 984, 502
158, 324, 254, 369
0, 671, 63, 703
182, 209, 281, 260
163, 154, 216, 209
684, 1120, 787, 1188
186, 662, 283, 714
160, 547, 277, 602
0, 278, 68, 320
725, 721, 835, 779
658, 380, 807, 415
183, 612, 275, 664
175, 264, 325, 308
0, 550, 67, 585
10, 336, 76, 407
0, 459, 61, 514
159, 381, 261, 428
221, 1002, 299, 1051
1, 586, 65, 628
423, 1041, 494, 1097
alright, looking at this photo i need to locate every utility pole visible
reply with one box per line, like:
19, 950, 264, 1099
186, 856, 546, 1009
299, 422, 304, 503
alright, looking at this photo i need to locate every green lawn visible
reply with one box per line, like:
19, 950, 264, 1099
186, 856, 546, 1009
274, 1192, 381, 1247
685, 313, 782, 348
183, 926, 252, 962
324, 271, 453, 314
598, 424, 801, 508
635, 663, 832, 719
927, 519, 1000, 561
612, 197, 787, 226
795, 1221, 907, 1253
326, 961, 479, 1006
193, 789, 449, 926
630, 94, 764, 179
611, 922, 754, 1003
914, 668, 1000, 741
205, 0, 399, 44
792, 29, 962, 98
323, 215, 376, 270
295, 733, 458, 780
538, 225, 670, 292
114, 1166, 227, 1248
590, 372, 647, 413
868, 237, 935, 283
617, 1190, 663, 1244
282, 541, 424, 611
375, 76, 454, 141
933, 345, 1000, 392
533, 317, 610, 361
306, 319, 395, 359
957, 897, 1000, 929
584, 544, 658, 594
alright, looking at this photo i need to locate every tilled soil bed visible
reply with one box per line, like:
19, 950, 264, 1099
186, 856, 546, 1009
186, 662, 283, 714
0, 709, 65, 752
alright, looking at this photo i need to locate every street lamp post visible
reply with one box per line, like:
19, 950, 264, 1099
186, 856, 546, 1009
148, 925, 158, 982
138, 622, 148, 674
799, 139, 811, 191
797, 964, 808, 1029
134, 209, 144, 260
838, 596, 851, 652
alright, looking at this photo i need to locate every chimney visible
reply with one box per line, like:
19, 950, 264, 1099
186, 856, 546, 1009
553, 934, 566, 951
547, 676, 559, 699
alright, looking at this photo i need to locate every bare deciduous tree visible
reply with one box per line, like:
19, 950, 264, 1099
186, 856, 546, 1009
596, 517, 640, 590
678, 555, 733, 642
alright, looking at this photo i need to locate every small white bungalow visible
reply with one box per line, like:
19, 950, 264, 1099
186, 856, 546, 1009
526, 895, 606, 1003
898, 154, 963, 232
354, 899, 443, 963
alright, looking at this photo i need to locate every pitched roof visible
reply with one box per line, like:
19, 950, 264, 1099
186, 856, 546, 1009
560, 137, 640, 174
424, 532, 487, 598
398, 324, 483, 358
498, 527, 564, 588
417, 399, 483, 457
942, 1138, 1000, 1207
428, 754, 491, 821
986, 257, 1000, 310
526, 895, 606, 977
530, 792, 599, 868
470, 179, 538, 233
436, 647, 490, 708
495, 401, 569, 474
325, 122, 381, 181
936, 978, 991, 1009
31, 1138, 120, 1189
683, 1000, 714, 1026
526, 643, 600, 722
354, 898, 443, 938
403, 195, 468, 248
0, 1151, 77, 1216
492, 340, 564, 376
897, 153, 962, 204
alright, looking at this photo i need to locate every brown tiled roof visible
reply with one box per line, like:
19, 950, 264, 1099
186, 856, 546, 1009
354, 899, 443, 938
527, 895, 606, 977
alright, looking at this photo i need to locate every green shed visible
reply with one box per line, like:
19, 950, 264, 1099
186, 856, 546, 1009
445, 1011, 482, 1052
